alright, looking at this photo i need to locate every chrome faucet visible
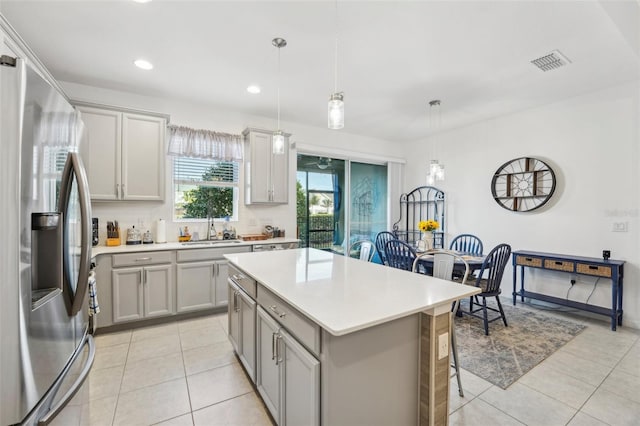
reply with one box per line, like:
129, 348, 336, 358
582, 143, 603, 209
207, 216, 218, 240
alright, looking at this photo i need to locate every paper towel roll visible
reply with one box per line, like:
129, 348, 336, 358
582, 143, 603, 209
156, 219, 167, 243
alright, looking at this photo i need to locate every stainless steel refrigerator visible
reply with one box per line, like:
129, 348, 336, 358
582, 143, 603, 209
0, 55, 95, 425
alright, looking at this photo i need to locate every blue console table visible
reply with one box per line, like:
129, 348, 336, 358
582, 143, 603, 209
512, 250, 625, 331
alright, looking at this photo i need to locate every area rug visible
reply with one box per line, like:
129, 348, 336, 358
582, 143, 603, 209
454, 298, 586, 389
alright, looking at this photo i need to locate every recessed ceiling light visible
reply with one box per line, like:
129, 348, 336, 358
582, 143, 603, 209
134, 59, 153, 70
246, 85, 261, 94
132, 0, 152, 3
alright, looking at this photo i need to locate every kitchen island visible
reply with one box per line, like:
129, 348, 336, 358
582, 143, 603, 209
225, 248, 480, 426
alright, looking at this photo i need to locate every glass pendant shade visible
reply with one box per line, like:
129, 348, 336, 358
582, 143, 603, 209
272, 131, 285, 155
328, 93, 344, 130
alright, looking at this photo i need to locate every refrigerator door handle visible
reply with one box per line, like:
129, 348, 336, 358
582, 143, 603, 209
59, 152, 93, 316
37, 334, 96, 426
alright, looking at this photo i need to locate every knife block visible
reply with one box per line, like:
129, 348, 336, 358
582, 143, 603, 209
106, 231, 120, 246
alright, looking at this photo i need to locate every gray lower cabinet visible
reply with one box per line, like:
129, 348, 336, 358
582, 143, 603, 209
228, 280, 256, 382
256, 306, 320, 426
112, 264, 174, 323
176, 261, 217, 313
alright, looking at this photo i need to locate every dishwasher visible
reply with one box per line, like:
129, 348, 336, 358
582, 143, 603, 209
252, 242, 298, 252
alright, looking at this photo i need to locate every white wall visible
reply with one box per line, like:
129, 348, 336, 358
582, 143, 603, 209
62, 81, 401, 243
403, 80, 640, 329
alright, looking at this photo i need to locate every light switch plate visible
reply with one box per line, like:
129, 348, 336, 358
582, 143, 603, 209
438, 333, 449, 360
612, 222, 628, 232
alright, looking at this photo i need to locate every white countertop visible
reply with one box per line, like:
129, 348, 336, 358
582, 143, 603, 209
225, 248, 481, 336
91, 237, 299, 256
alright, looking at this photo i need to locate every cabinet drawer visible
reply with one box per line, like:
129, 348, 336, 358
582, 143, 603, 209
177, 245, 251, 262
228, 264, 257, 299
576, 263, 612, 278
112, 251, 173, 267
258, 285, 320, 356
544, 259, 575, 272
515, 255, 542, 268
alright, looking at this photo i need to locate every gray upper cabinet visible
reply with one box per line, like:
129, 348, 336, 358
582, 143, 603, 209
76, 104, 166, 201
243, 128, 289, 204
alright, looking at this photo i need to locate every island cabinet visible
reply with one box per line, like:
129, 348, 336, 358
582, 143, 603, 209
111, 251, 174, 324
227, 264, 258, 382
176, 246, 251, 313
75, 103, 167, 201
225, 248, 481, 426
243, 128, 290, 204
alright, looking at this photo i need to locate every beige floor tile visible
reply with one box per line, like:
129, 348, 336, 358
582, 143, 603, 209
561, 330, 635, 368
182, 340, 236, 376
131, 322, 179, 342
216, 313, 229, 334
153, 413, 194, 426
458, 368, 493, 396
94, 330, 132, 348
616, 342, 640, 377
187, 363, 253, 411
479, 383, 577, 426
113, 378, 191, 426
192, 393, 272, 426
448, 380, 476, 414
582, 388, 640, 425
85, 365, 125, 402
543, 351, 612, 386
178, 316, 220, 333
80, 395, 118, 426
180, 326, 228, 351
449, 397, 524, 426
519, 362, 597, 409
120, 352, 185, 393
567, 412, 609, 426
126, 333, 182, 363
600, 368, 640, 404
50, 403, 81, 426
92, 343, 129, 370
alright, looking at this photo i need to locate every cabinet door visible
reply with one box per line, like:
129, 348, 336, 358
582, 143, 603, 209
238, 288, 257, 383
78, 106, 121, 200
214, 260, 229, 306
280, 328, 320, 426
143, 264, 174, 318
227, 280, 241, 353
270, 136, 289, 203
248, 131, 272, 203
121, 113, 165, 201
112, 267, 143, 323
256, 306, 282, 422
176, 262, 215, 313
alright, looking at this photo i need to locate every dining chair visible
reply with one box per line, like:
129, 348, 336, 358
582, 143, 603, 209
461, 243, 512, 335
348, 239, 376, 262
384, 239, 417, 271
375, 231, 396, 265
449, 234, 483, 255
412, 251, 469, 397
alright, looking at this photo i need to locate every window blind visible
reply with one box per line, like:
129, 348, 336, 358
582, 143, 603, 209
173, 156, 239, 187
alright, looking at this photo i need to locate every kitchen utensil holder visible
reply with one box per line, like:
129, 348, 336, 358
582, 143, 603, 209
106, 231, 120, 246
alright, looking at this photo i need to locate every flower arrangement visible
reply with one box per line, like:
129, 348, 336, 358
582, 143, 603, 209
417, 219, 439, 232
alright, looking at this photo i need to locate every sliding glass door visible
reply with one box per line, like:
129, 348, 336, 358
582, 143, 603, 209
296, 154, 387, 255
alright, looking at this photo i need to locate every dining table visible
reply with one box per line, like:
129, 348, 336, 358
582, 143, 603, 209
414, 249, 487, 276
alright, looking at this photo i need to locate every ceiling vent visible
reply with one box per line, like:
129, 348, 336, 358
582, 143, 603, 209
531, 50, 571, 72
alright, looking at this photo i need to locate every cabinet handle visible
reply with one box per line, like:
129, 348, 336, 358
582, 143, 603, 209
589, 265, 598, 270
135, 257, 152, 262
212, 264, 216, 277
272, 332, 277, 361
116, 183, 120, 198
144, 270, 148, 283
139, 270, 143, 284
275, 334, 282, 365
121, 184, 125, 197
269, 305, 286, 318
525, 257, 533, 261
555, 261, 563, 265
235, 291, 240, 312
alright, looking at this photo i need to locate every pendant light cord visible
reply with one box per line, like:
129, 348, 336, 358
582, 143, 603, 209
334, 0, 339, 93
277, 45, 281, 130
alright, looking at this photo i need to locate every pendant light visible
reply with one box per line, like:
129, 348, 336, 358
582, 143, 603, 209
426, 100, 445, 185
272, 37, 287, 154
328, 0, 344, 130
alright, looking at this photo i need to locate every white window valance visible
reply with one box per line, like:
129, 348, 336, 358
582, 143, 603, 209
167, 125, 243, 161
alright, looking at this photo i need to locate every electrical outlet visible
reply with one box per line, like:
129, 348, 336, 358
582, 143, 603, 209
612, 222, 628, 232
438, 333, 449, 360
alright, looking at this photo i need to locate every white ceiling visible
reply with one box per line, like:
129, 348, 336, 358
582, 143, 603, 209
2, 0, 639, 143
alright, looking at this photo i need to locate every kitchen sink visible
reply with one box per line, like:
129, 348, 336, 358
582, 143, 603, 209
181, 240, 242, 246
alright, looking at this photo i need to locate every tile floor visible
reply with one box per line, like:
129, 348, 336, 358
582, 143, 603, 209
51, 307, 639, 426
